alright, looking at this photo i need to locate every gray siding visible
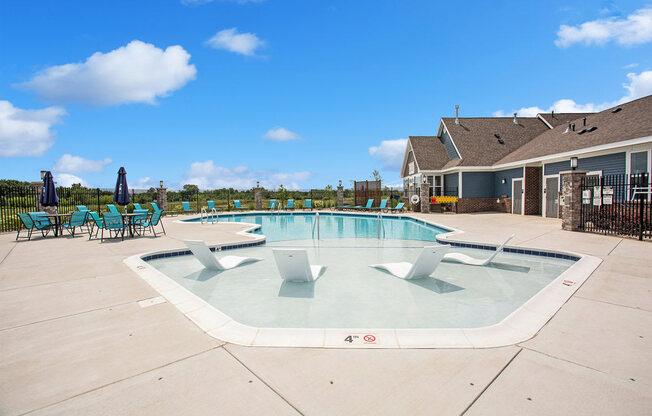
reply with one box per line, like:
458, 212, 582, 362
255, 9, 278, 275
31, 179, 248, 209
544, 152, 626, 176
439, 129, 460, 159
402, 151, 415, 178
494, 167, 523, 198
463, 172, 495, 198
444, 172, 459, 196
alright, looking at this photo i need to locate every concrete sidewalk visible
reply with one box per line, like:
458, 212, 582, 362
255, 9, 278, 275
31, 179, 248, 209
0, 212, 650, 415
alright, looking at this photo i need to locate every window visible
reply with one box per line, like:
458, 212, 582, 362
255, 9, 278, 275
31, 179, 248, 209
408, 162, 415, 174
426, 175, 443, 196
631, 151, 648, 175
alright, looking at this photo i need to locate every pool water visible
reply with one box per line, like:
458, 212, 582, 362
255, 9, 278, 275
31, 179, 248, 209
148, 214, 575, 329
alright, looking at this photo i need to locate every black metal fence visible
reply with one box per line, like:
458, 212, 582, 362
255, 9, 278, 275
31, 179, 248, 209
580, 173, 651, 240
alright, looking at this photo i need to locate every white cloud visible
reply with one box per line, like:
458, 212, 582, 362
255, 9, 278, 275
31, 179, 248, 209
369, 138, 408, 171
182, 160, 311, 190
55, 173, 87, 187
205, 28, 265, 56
555, 8, 652, 48
133, 177, 156, 189
52, 154, 112, 174
263, 126, 301, 141
0, 100, 66, 157
17, 40, 196, 106
493, 70, 652, 117
622, 63, 638, 69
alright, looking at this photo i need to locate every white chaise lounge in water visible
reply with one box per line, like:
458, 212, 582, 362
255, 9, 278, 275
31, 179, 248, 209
272, 248, 325, 282
442, 234, 515, 266
369, 245, 449, 280
184, 240, 261, 271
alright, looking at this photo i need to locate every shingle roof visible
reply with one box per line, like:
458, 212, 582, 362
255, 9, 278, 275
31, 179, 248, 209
407, 136, 454, 170
440, 117, 550, 166
538, 112, 594, 128
497, 95, 652, 165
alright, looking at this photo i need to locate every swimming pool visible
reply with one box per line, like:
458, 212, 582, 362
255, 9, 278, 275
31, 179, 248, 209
127, 212, 601, 348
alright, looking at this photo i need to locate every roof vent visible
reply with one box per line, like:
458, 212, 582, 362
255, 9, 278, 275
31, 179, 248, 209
455, 105, 460, 125
611, 107, 622, 113
513, 112, 518, 124
577, 128, 587, 135
551, 110, 555, 118
583, 117, 587, 126
494, 133, 501, 139
563, 121, 570, 134
497, 138, 505, 144
587, 126, 598, 132
494, 133, 504, 144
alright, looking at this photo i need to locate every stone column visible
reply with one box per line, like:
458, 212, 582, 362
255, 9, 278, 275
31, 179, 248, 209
156, 186, 168, 212
254, 184, 262, 210
337, 181, 343, 208
560, 170, 586, 231
420, 180, 430, 214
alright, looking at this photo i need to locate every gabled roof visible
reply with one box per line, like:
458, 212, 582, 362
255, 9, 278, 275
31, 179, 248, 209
406, 136, 453, 171
440, 117, 550, 166
537, 112, 594, 128
497, 95, 652, 165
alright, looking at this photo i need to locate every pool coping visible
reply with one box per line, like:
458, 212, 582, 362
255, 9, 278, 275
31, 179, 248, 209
125, 211, 602, 349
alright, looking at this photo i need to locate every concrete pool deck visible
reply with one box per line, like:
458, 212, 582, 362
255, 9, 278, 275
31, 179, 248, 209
0, 212, 650, 415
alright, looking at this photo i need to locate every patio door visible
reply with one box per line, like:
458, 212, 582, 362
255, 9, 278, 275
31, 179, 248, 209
512, 179, 523, 214
544, 176, 559, 218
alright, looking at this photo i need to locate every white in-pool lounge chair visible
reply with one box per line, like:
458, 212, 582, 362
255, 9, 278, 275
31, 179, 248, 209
184, 240, 261, 271
369, 245, 449, 279
272, 248, 325, 282
442, 234, 515, 266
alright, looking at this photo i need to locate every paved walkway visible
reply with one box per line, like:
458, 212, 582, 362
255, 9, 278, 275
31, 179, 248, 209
0, 212, 650, 415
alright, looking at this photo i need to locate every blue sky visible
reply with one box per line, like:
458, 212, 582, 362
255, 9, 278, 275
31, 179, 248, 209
1, 0, 651, 190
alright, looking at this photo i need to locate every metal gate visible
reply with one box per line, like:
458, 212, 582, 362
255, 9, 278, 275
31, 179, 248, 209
544, 176, 559, 218
579, 173, 651, 240
512, 179, 523, 214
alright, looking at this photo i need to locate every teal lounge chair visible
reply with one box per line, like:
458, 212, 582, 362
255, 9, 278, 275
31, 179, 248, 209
107, 204, 120, 214
16, 213, 52, 240
233, 200, 247, 210
88, 211, 104, 240
132, 209, 150, 235
76, 205, 89, 211
372, 199, 388, 211
206, 200, 221, 211
182, 201, 195, 214
133, 203, 145, 211
286, 199, 294, 210
151, 202, 161, 211
137, 209, 166, 236
101, 212, 126, 242
387, 202, 405, 212
354, 199, 374, 210
268, 199, 277, 210
61, 211, 89, 237
304, 199, 312, 210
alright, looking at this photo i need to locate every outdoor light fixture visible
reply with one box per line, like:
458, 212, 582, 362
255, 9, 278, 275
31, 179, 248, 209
256, 181, 260, 188
159, 180, 163, 188
501, 178, 506, 184
339, 180, 342, 187
570, 157, 578, 170
40, 170, 46, 180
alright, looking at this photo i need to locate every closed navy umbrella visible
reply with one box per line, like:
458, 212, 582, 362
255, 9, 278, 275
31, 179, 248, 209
113, 167, 130, 206
40, 171, 59, 207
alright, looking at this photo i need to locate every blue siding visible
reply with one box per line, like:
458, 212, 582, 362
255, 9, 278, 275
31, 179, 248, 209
444, 172, 459, 196
463, 172, 495, 198
544, 152, 626, 176
439, 129, 460, 159
494, 167, 523, 198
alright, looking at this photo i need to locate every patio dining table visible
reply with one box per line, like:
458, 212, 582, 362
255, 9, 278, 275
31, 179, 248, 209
42, 213, 71, 237
121, 212, 149, 238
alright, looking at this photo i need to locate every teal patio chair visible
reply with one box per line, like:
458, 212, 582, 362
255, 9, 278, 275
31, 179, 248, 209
354, 199, 374, 210
76, 205, 89, 211
304, 199, 312, 210
16, 213, 52, 240
107, 204, 120, 214
133, 203, 147, 211
181, 201, 195, 214
233, 200, 247, 210
88, 211, 105, 240
151, 202, 161, 211
372, 199, 388, 211
132, 209, 149, 235
206, 200, 221, 211
387, 202, 405, 212
286, 199, 294, 210
138, 209, 166, 237
101, 212, 126, 242
268, 199, 277, 210
61, 211, 89, 237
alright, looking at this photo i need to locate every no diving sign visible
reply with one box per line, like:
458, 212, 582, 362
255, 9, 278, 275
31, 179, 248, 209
344, 334, 377, 345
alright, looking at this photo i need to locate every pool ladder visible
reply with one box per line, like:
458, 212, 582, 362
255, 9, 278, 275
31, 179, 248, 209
377, 211, 386, 239
311, 212, 320, 239
200, 207, 219, 224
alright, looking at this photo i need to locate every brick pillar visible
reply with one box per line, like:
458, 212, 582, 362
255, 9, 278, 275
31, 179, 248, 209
254, 186, 262, 210
524, 166, 542, 215
420, 182, 430, 214
337, 184, 343, 207
560, 170, 586, 231
156, 187, 168, 212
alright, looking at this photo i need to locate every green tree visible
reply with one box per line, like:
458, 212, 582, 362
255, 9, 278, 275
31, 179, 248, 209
180, 184, 199, 201
371, 170, 382, 182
